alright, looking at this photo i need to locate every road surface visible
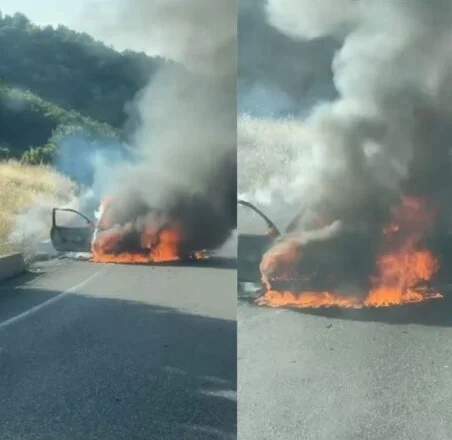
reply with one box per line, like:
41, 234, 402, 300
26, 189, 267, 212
0, 236, 236, 440
238, 287, 452, 440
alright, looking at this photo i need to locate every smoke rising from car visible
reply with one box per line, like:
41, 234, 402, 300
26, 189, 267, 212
84, 0, 237, 251
241, 0, 452, 242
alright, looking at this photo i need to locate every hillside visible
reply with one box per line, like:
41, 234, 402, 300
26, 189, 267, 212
0, 11, 170, 166
0, 82, 120, 163
0, 11, 162, 128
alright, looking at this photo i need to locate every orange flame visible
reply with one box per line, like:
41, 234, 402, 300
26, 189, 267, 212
258, 196, 443, 308
91, 199, 208, 264
260, 239, 303, 290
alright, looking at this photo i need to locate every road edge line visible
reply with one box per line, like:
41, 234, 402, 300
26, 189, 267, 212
0, 269, 104, 330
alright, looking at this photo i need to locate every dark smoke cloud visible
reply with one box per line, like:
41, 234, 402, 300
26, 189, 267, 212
82, 0, 236, 251
242, 0, 452, 244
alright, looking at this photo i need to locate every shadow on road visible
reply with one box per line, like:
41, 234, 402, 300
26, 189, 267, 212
0, 284, 236, 440
0, 270, 41, 287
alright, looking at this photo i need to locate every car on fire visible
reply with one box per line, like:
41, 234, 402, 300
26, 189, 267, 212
49, 203, 204, 260
50, 202, 131, 255
237, 199, 375, 293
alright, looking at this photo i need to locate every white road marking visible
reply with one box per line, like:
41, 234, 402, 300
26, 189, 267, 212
0, 269, 105, 330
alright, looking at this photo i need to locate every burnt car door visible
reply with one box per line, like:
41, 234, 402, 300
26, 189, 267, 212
50, 208, 94, 253
237, 200, 281, 283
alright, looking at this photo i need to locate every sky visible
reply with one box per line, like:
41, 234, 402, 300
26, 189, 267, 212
0, 0, 108, 29
0, 0, 139, 53
0, 0, 167, 55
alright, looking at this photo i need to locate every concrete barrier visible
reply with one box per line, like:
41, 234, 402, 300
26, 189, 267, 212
0, 253, 25, 282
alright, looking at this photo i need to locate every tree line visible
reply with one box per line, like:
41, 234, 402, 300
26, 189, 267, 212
0, 11, 165, 164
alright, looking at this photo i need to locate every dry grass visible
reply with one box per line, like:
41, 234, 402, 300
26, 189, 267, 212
0, 160, 77, 256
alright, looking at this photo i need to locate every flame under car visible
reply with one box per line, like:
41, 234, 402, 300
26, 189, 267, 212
238, 197, 448, 308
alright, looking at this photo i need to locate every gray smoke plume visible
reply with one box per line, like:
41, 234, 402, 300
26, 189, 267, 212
83, 0, 237, 252
85, 0, 235, 76
266, 0, 359, 40
252, 0, 452, 241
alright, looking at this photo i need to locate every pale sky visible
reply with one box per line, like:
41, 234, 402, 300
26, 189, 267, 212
0, 0, 109, 30
0, 0, 136, 52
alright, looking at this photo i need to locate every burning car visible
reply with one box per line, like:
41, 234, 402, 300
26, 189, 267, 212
238, 199, 374, 291
50, 198, 209, 263
238, 198, 444, 308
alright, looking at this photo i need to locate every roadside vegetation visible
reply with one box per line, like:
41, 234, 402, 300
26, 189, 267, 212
0, 160, 77, 255
0, 82, 119, 163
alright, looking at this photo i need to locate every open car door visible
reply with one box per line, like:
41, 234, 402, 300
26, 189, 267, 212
50, 208, 95, 253
237, 200, 281, 284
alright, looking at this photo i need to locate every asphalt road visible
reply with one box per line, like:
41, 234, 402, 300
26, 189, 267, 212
238, 287, 452, 440
0, 235, 237, 440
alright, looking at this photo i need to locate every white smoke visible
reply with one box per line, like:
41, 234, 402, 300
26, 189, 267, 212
9, 193, 80, 259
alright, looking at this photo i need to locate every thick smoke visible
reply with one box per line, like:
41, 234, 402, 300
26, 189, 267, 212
84, 0, 237, 252
244, 0, 452, 242
85, 0, 235, 76
266, 0, 359, 40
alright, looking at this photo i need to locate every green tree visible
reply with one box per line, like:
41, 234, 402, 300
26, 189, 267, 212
0, 11, 165, 127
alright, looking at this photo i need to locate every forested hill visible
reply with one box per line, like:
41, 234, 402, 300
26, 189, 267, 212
0, 11, 165, 163
0, 82, 120, 163
0, 11, 163, 127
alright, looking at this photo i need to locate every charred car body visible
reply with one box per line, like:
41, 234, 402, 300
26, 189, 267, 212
237, 199, 371, 292
50, 201, 206, 260
50, 179, 237, 261
237, 198, 449, 294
